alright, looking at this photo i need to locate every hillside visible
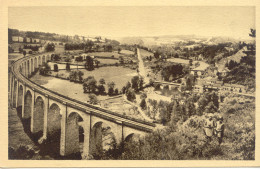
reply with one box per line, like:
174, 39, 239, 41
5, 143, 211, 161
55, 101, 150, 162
216, 47, 247, 71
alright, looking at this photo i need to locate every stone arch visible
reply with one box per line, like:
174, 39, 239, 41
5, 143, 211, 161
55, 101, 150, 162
24, 90, 32, 119
90, 121, 116, 158
48, 103, 62, 135
12, 80, 17, 107
27, 60, 30, 77
65, 112, 84, 157
46, 103, 62, 154
42, 55, 46, 64
34, 57, 38, 70
17, 84, 24, 108
124, 133, 140, 142
38, 56, 41, 66
19, 65, 22, 73
32, 96, 45, 136
47, 54, 51, 61
23, 62, 26, 76
31, 58, 34, 73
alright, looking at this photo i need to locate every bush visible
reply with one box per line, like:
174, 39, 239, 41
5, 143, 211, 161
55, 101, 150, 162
66, 63, 70, 71
54, 64, 58, 72
9, 145, 36, 159
89, 94, 98, 105
140, 99, 147, 110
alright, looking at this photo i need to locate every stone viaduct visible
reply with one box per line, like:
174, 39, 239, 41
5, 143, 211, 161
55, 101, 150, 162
9, 53, 155, 158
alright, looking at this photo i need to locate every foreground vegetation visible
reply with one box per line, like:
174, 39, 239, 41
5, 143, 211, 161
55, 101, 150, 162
100, 94, 255, 160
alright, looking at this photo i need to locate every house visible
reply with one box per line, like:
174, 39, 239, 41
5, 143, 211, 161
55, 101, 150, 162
218, 67, 230, 77
205, 66, 218, 77
80, 54, 95, 60
221, 84, 246, 93
194, 54, 203, 61
224, 47, 234, 52
23, 49, 33, 55
18, 36, 24, 42
191, 61, 210, 77
35, 39, 40, 43
26, 38, 31, 43
193, 85, 204, 93
12, 36, 19, 42
171, 87, 183, 100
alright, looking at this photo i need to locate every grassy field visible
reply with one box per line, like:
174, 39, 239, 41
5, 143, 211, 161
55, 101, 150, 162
97, 58, 119, 64
54, 45, 65, 54
139, 49, 153, 58
30, 71, 141, 118
120, 50, 135, 55
51, 66, 138, 90
86, 52, 121, 58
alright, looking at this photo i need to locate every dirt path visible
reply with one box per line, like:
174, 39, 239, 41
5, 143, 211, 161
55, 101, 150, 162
137, 48, 150, 84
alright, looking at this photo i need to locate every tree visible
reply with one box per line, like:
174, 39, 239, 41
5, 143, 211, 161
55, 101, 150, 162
115, 88, 119, 95
77, 71, 84, 82
249, 28, 256, 38
23, 50, 26, 57
107, 81, 115, 91
89, 94, 98, 105
83, 76, 97, 93
154, 83, 161, 91
69, 71, 78, 82
85, 56, 94, 71
75, 56, 83, 62
150, 100, 158, 119
39, 63, 51, 76
140, 93, 147, 100
140, 99, 147, 110
185, 99, 196, 117
126, 89, 136, 102
131, 76, 140, 91
204, 101, 217, 114
125, 81, 131, 91
97, 84, 105, 95
139, 77, 144, 90
189, 59, 193, 66
54, 64, 58, 72
211, 92, 219, 109
53, 54, 61, 61
108, 87, 114, 96
170, 101, 182, 125
95, 60, 100, 68
96, 45, 100, 52
66, 63, 70, 71
185, 74, 196, 91
45, 43, 55, 52
121, 86, 127, 94
99, 78, 106, 85
118, 48, 122, 54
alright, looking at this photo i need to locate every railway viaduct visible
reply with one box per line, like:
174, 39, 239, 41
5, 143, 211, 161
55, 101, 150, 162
9, 53, 155, 158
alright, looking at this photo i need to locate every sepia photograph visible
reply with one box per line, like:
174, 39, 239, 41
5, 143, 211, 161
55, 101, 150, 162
1, 0, 259, 167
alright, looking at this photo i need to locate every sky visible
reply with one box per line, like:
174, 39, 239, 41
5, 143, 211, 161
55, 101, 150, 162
8, 6, 255, 39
